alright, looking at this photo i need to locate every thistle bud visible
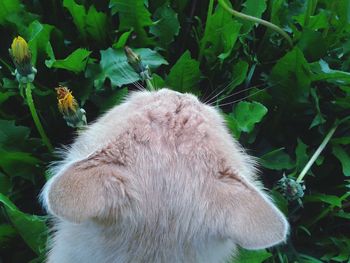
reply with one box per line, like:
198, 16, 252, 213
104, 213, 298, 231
9, 36, 37, 83
56, 87, 87, 129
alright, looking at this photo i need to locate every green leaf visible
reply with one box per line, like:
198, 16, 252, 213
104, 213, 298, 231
0, 194, 48, 255
305, 194, 343, 207
225, 113, 241, 139
0, 91, 16, 105
235, 248, 272, 263
295, 138, 308, 171
63, 0, 108, 42
201, 2, 241, 60
0, 172, 11, 194
63, 0, 87, 38
332, 137, 350, 145
311, 60, 350, 85
86, 5, 108, 43
260, 148, 294, 170
45, 48, 92, 74
226, 61, 249, 93
109, 0, 153, 44
150, 2, 180, 45
166, 51, 201, 93
28, 20, 54, 65
97, 48, 167, 88
99, 87, 129, 112
241, 0, 267, 33
0, 0, 21, 24
0, 224, 16, 245
269, 47, 312, 106
233, 101, 268, 133
113, 30, 133, 49
0, 120, 31, 150
0, 151, 41, 180
332, 145, 350, 176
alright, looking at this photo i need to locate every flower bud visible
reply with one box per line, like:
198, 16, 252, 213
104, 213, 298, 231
9, 36, 36, 83
124, 46, 151, 81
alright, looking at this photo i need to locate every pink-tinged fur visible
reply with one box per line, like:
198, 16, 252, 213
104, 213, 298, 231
42, 88, 289, 263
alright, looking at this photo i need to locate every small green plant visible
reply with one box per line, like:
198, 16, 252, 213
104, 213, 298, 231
0, 0, 350, 262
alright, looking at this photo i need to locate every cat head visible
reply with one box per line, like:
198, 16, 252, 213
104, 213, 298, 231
42, 88, 288, 250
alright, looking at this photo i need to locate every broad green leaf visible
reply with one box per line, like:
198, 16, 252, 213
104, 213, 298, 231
233, 101, 268, 133
45, 48, 91, 74
0, 151, 41, 180
63, 0, 107, 42
0, 91, 16, 105
0, 172, 11, 194
332, 145, 350, 176
309, 88, 326, 129
99, 87, 129, 112
0, 194, 48, 254
0, 0, 21, 24
201, 2, 241, 60
166, 51, 201, 93
226, 61, 249, 93
305, 194, 342, 208
113, 30, 133, 49
109, 0, 153, 44
0, 224, 16, 245
63, 0, 87, 38
96, 48, 167, 88
0, 120, 31, 150
260, 148, 294, 170
241, 0, 267, 33
225, 113, 241, 139
234, 248, 272, 263
150, 2, 180, 45
151, 74, 166, 90
86, 5, 108, 43
28, 21, 54, 65
332, 137, 350, 145
269, 47, 312, 106
311, 60, 350, 85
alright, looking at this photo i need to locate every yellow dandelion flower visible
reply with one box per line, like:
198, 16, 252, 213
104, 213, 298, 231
10, 36, 31, 65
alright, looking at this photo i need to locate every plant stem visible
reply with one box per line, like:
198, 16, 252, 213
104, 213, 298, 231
217, 0, 293, 47
25, 82, 53, 152
296, 125, 337, 182
198, 0, 215, 62
146, 78, 155, 91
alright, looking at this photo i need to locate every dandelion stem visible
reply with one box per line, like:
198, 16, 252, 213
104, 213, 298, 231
217, 0, 293, 47
296, 125, 337, 183
25, 82, 53, 152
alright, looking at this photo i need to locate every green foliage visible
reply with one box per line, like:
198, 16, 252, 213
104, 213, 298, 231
0, 0, 350, 262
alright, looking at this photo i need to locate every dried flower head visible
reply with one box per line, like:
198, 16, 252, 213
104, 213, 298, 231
55, 86, 87, 129
56, 87, 78, 114
9, 36, 36, 83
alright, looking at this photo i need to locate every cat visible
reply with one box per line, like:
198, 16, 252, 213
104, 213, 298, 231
41, 88, 289, 263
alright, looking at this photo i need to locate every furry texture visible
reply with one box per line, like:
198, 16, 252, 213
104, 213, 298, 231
42, 88, 289, 263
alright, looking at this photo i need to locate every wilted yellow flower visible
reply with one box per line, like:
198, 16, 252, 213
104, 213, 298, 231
10, 36, 31, 65
56, 87, 78, 114
55, 86, 87, 129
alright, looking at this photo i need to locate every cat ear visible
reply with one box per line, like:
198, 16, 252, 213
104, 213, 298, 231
43, 160, 126, 223
221, 175, 289, 249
